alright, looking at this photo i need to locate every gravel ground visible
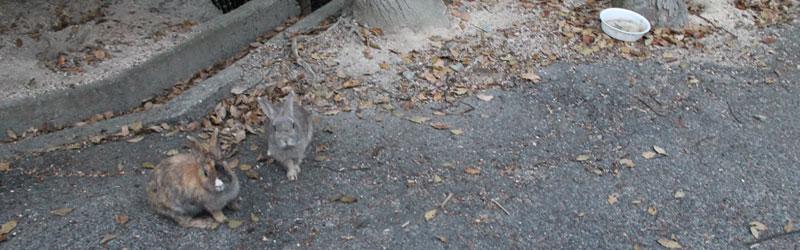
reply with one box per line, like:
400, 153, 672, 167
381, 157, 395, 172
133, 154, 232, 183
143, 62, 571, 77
1, 21, 798, 248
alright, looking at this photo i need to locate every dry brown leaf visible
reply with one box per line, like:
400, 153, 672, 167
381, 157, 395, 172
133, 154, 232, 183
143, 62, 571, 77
476, 93, 494, 102
0, 220, 17, 234
0, 162, 9, 171
239, 164, 252, 171
6, 130, 17, 140
750, 221, 768, 238
332, 195, 357, 203
430, 122, 451, 130
657, 239, 682, 249
425, 209, 437, 221
341, 235, 355, 241
654, 145, 668, 155
130, 121, 143, 132
51, 208, 75, 216
314, 155, 329, 162
230, 86, 246, 95
379, 63, 390, 70
99, 233, 120, 245
434, 174, 443, 183
323, 110, 341, 116
408, 116, 431, 124
0, 235, 6, 243
228, 158, 239, 169
115, 214, 129, 225
647, 206, 657, 216
464, 167, 480, 175
227, 219, 244, 229
436, 236, 447, 243
250, 213, 260, 222
245, 170, 260, 179
576, 154, 591, 161
450, 129, 464, 135
142, 162, 155, 169
633, 243, 642, 250
608, 194, 618, 205
674, 191, 686, 199
619, 159, 635, 168
520, 71, 541, 83
785, 220, 793, 233
642, 151, 657, 159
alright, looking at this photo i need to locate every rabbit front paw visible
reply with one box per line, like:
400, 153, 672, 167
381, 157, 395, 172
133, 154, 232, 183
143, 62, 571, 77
210, 210, 226, 223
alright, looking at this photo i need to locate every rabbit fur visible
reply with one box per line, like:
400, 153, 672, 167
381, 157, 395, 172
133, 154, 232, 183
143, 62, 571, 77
146, 129, 240, 228
257, 91, 313, 181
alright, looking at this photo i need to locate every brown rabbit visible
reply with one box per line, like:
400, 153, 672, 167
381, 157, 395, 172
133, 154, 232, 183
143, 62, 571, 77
146, 129, 240, 228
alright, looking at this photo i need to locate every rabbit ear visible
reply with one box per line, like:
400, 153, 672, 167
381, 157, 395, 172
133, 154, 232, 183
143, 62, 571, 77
209, 128, 222, 159
283, 91, 295, 115
187, 136, 206, 161
257, 97, 277, 120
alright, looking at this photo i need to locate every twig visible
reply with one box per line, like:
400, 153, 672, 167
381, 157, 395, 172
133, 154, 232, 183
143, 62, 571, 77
744, 230, 800, 247
492, 199, 511, 216
726, 101, 744, 124
695, 14, 738, 39
289, 18, 343, 83
636, 97, 666, 117
440, 193, 454, 210
431, 100, 475, 115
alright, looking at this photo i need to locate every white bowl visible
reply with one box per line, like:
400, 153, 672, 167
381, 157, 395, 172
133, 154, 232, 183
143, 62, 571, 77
599, 8, 651, 42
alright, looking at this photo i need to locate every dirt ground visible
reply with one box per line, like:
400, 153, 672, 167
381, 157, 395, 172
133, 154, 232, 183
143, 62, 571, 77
0, 0, 220, 101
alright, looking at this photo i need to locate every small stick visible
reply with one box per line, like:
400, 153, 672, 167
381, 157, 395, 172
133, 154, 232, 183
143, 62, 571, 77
695, 14, 738, 39
440, 193, 453, 209
492, 199, 511, 216
726, 101, 744, 124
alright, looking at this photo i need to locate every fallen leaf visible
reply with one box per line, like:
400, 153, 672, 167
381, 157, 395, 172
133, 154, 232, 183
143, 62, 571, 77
436, 236, 447, 243
634, 243, 642, 250
115, 214, 129, 225
99, 234, 120, 244
89, 135, 104, 144
657, 239, 682, 249
430, 122, 451, 129
51, 208, 75, 216
785, 221, 793, 233
450, 129, 464, 135
653, 145, 668, 155
464, 167, 480, 175
476, 93, 494, 101
6, 130, 17, 140
0, 220, 17, 234
750, 221, 768, 238
608, 194, 618, 205
227, 219, 244, 229
520, 71, 541, 83
323, 109, 341, 116
0, 235, 6, 243
332, 195, 357, 203
408, 116, 431, 124
249, 144, 258, 151
130, 121, 143, 132
762, 37, 777, 44
314, 155, 329, 162
576, 154, 591, 161
341, 235, 355, 240
425, 209, 437, 221
434, 174, 443, 183
239, 164, 252, 171
250, 213, 259, 222
230, 86, 246, 95
619, 159, 635, 168
0, 162, 9, 171
647, 206, 657, 216
245, 170, 260, 179
642, 151, 657, 159
165, 149, 179, 156
674, 191, 686, 199
379, 63, 390, 70
142, 162, 155, 169
94, 50, 106, 60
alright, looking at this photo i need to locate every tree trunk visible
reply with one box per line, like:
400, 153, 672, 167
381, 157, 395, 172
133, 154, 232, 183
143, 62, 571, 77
350, 0, 449, 33
612, 0, 688, 29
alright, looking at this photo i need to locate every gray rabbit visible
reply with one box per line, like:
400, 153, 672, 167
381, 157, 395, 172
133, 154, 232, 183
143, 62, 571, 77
146, 129, 240, 228
257, 91, 313, 181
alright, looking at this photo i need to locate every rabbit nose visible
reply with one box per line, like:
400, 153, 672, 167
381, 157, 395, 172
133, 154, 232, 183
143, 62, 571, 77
287, 138, 296, 147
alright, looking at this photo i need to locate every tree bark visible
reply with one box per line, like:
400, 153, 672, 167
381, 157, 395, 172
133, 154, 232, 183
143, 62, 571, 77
612, 0, 688, 29
350, 0, 449, 33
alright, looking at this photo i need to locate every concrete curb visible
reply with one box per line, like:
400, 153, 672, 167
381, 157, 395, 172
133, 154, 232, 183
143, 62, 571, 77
0, 0, 346, 158
0, 0, 298, 141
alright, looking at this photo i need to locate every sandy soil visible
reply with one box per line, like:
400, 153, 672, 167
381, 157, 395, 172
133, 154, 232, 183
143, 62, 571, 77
0, 0, 221, 101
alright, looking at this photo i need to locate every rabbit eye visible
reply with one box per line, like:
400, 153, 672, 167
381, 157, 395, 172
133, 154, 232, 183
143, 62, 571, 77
203, 169, 208, 177
292, 123, 296, 129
